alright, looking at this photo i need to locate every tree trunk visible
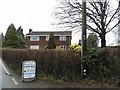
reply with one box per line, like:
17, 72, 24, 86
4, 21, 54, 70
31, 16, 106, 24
100, 33, 106, 47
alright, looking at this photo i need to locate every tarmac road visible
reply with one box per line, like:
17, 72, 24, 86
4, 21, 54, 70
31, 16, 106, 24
0, 58, 66, 89
0, 58, 20, 88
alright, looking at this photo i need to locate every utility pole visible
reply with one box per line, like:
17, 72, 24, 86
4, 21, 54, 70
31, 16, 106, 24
81, 0, 87, 78
118, 0, 120, 45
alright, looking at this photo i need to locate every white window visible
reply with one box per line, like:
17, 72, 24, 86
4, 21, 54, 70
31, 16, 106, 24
59, 36, 66, 41
46, 36, 49, 41
30, 45, 39, 49
60, 45, 66, 49
30, 36, 39, 41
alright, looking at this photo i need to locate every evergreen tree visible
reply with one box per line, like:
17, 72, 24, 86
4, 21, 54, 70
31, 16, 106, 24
3, 24, 19, 48
87, 33, 99, 49
17, 26, 24, 36
0, 33, 4, 47
47, 33, 56, 49
17, 26, 26, 48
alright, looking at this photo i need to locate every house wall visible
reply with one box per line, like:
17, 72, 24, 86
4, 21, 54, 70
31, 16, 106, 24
25, 36, 71, 49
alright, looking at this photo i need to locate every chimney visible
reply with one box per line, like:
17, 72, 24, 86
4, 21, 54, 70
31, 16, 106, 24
29, 29, 33, 33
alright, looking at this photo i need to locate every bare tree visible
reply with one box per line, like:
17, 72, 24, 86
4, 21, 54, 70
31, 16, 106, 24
54, 0, 120, 47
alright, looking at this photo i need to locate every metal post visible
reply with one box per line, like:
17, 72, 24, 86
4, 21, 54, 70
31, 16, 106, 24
81, 0, 87, 78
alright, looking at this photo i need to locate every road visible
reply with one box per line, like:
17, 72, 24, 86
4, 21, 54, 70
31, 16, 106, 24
0, 58, 23, 88
0, 58, 67, 89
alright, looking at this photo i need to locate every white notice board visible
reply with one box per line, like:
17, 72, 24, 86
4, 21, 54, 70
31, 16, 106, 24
22, 60, 36, 79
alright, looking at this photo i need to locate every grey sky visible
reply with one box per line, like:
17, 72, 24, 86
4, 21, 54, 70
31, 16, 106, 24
0, 0, 119, 45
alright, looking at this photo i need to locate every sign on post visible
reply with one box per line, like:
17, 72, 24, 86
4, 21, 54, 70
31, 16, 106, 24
22, 60, 36, 82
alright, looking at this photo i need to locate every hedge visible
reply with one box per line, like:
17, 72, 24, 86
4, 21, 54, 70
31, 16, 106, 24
84, 47, 120, 82
2, 47, 120, 83
2, 49, 80, 79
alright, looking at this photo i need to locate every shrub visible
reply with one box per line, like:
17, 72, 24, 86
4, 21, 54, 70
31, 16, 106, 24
82, 48, 109, 80
55, 46, 64, 51
82, 47, 120, 83
69, 44, 81, 53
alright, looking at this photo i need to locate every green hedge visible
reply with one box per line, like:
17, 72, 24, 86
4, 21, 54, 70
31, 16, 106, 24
2, 47, 120, 83
2, 49, 80, 79
84, 47, 120, 82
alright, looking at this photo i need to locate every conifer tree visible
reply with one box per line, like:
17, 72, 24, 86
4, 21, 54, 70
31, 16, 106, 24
0, 33, 4, 47
17, 26, 25, 48
3, 24, 19, 48
87, 33, 99, 48
47, 33, 56, 49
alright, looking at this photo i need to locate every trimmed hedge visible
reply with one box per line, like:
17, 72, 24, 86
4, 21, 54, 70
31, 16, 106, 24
2, 49, 80, 79
2, 47, 120, 83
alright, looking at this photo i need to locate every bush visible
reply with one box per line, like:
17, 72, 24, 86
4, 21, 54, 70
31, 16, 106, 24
83, 48, 112, 81
69, 44, 81, 53
83, 47, 120, 83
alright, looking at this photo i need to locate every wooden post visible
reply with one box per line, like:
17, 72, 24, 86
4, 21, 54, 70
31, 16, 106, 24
81, 0, 87, 78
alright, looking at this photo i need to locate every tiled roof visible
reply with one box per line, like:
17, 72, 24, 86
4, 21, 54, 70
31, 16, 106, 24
26, 31, 72, 36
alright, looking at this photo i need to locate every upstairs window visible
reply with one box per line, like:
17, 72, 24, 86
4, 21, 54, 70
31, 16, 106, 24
59, 36, 66, 41
30, 36, 39, 41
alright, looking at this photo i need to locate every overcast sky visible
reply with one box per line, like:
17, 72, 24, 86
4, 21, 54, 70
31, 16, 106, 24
0, 0, 57, 33
0, 0, 119, 45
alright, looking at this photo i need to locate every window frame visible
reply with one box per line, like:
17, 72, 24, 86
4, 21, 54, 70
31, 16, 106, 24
30, 45, 39, 49
59, 36, 66, 41
30, 36, 40, 41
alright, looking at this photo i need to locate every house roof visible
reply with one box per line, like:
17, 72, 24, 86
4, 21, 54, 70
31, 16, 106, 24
26, 31, 72, 36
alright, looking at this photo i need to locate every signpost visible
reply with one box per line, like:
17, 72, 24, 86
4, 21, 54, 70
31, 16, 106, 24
22, 60, 36, 82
